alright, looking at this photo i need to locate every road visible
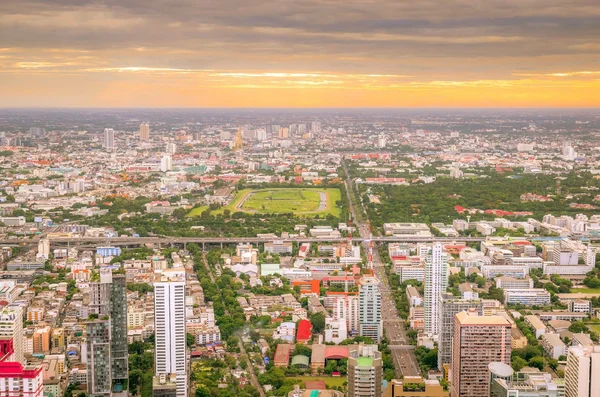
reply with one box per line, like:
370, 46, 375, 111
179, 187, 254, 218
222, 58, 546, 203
342, 160, 421, 378
12, 235, 495, 247
201, 253, 266, 397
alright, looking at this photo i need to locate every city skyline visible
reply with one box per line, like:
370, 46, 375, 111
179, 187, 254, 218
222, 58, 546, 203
0, 0, 599, 108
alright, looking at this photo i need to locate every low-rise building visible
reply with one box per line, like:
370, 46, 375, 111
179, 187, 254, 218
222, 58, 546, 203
567, 300, 593, 314
525, 315, 546, 338
504, 289, 551, 306
541, 333, 567, 359
384, 377, 449, 397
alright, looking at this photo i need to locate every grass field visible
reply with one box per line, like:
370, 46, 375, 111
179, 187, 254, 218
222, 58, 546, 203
243, 189, 321, 212
185, 206, 208, 217
214, 188, 341, 217
287, 376, 346, 388
570, 288, 600, 294
587, 324, 600, 333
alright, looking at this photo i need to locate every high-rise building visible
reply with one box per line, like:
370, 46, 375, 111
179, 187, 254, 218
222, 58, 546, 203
565, 345, 600, 397
347, 345, 382, 397
104, 128, 115, 151
154, 276, 187, 397
87, 320, 112, 396
425, 243, 449, 335
437, 294, 483, 370
0, 362, 44, 397
278, 127, 289, 139
29, 127, 46, 138
37, 238, 50, 260
139, 123, 150, 140
87, 269, 128, 396
166, 142, 177, 155
160, 154, 173, 172
452, 310, 512, 397
333, 295, 360, 334
359, 276, 382, 343
310, 121, 321, 132
0, 307, 23, 364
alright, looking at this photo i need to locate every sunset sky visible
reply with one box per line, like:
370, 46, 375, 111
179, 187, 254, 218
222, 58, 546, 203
1, 0, 599, 107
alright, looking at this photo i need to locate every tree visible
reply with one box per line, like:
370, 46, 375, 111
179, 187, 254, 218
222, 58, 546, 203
511, 356, 528, 371
568, 321, 589, 334
186, 333, 196, 348
528, 356, 545, 370
310, 312, 326, 334
196, 386, 211, 397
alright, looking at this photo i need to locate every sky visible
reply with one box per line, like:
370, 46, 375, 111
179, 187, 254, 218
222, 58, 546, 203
0, 0, 599, 108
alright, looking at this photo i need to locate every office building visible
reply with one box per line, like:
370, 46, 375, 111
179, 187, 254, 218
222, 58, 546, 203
425, 243, 449, 335
87, 268, 128, 396
437, 294, 483, 370
359, 276, 382, 342
565, 345, 600, 397
452, 310, 512, 397
104, 128, 115, 151
347, 345, 382, 397
0, 307, 23, 364
154, 276, 187, 397
139, 123, 150, 140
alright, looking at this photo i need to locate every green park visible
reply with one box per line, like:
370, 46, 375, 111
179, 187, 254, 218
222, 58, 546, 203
211, 188, 342, 217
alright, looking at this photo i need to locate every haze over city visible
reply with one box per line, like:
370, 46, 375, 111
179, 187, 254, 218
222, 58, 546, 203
1, 0, 599, 107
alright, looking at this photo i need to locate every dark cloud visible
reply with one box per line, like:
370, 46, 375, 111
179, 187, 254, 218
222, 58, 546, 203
0, 0, 598, 79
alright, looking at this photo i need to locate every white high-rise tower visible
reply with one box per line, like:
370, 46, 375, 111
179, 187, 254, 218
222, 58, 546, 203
425, 242, 449, 335
359, 276, 382, 342
154, 276, 187, 397
104, 128, 115, 151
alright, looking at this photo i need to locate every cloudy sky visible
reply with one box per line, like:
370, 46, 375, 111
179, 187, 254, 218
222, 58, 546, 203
1, 0, 599, 107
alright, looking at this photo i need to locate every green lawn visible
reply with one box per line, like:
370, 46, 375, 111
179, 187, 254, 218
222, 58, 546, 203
570, 288, 600, 294
243, 189, 321, 212
214, 188, 341, 217
185, 206, 209, 217
287, 376, 346, 388
586, 324, 600, 333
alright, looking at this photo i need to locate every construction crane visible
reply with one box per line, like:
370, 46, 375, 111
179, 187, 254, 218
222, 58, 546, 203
232, 126, 244, 151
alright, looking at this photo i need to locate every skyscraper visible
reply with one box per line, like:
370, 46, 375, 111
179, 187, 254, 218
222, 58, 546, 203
347, 345, 382, 397
87, 268, 128, 396
424, 243, 448, 335
359, 276, 382, 343
0, 307, 23, 364
564, 345, 600, 397
154, 275, 187, 397
104, 128, 115, 151
452, 310, 512, 397
87, 320, 112, 396
160, 154, 173, 172
437, 293, 483, 370
333, 295, 360, 334
139, 123, 150, 140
